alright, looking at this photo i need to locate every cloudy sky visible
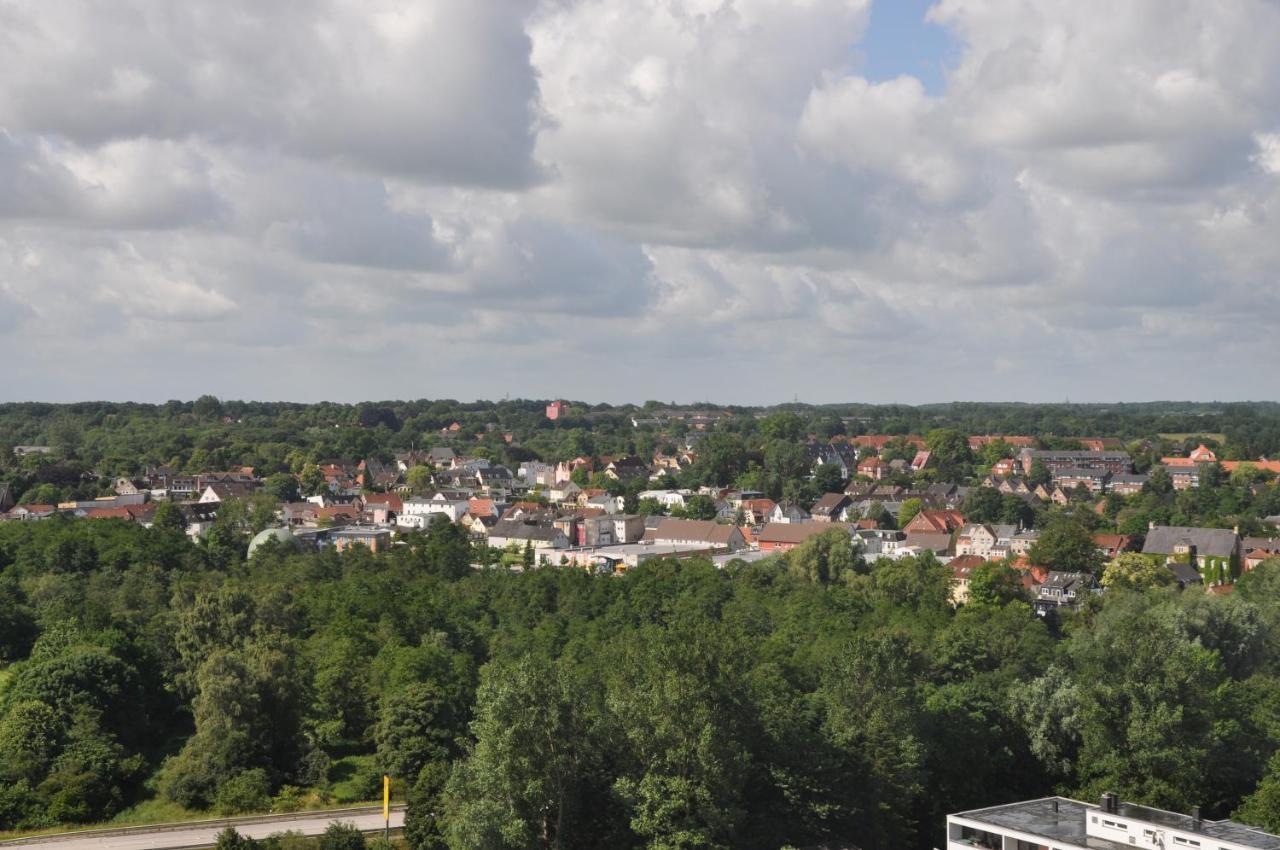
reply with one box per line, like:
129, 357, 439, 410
2, 0, 1279, 405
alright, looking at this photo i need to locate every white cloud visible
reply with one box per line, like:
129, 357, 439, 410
2, 0, 1280, 403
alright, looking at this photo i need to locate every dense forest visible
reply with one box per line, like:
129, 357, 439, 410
6, 515, 1280, 849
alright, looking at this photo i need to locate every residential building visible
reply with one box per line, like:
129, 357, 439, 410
583, 514, 646, 546
399, 494, 469, 527
488, 519, 569, 551
756, 521, 854, 553
1052, 467, 1111, 493
643, 518, 746, 552
1093, 533, 1137, 560
331, 526, 392, 553
769, 501, 810, 524
1108, 473, 1148, 495
904, 509, 965, 536
1162, 443, 1218, 466
856, 456, 890, 480
955, 523, 1020, 559
1142, 525, 1241, 583
1035, 571, 1097, 615
545, 400, 567, 420
947, 796, 1280, 850
948, 555, 986, 605
811, 493, 853, 523
1021, 449, 1131, 475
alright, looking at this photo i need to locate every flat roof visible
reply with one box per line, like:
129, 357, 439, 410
954, 798, 1280, 850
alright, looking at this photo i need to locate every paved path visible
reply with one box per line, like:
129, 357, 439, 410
2, 808, 405, 850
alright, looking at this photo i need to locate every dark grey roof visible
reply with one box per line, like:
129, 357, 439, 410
1142, 525, 1239, 558
489, 519, 563, 542
1025, 449, 1130, 460
1167, 561, 1203, 585
1053, 467, 1110, 479
1040, 571, 1093, 592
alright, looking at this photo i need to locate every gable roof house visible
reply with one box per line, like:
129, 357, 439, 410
770, 501, 811, 524
856, 456, 890, 481
605, 456, 650, 482
1034, 571, 1097, 616
1142, 525, 1242, 584
948, 555, 988, 605
904, 509, 965, 536
955, 523, 1020, 559
756, 521, 855, 552
643, 518, 746, 552
487, 519, 569, 551
810, 493, 853, 523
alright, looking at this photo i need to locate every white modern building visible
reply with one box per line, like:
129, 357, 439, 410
948, 796, 1280, 850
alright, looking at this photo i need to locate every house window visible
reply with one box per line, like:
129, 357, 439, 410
1172, 839, 1199, 848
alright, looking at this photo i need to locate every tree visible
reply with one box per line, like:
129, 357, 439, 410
151, 501, 187, 534
263, 473, 300, 504
444, 655, 605, 849
788, 528, 864, 585
1101, 553, 1175, 591
608, 627, 749, 850
421, 516, 472, 580
925, 428, 972, 479
405, 466, 434, 495
300, 464, 325, 496
1236, 752, 1280, 833
1028, 520, 1102, 574
961, 487, 1002, 523
214, 768, 271, 815
404, 761, 450, 850
967, 561, 1027, 606
813, 463, 845, 495
193, 395, 224, 419
897, 497, 924, 529
318, 822, 367, 850
375, 683, 456, 781
1027, 460, 1051, 488
215, 828, 259, 850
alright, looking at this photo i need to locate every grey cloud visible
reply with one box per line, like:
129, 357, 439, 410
0, 0, 542, 187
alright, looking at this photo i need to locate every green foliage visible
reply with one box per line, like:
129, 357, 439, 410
1028, 520, 1103, 574
966, 561, 1027, 607
215, 768, 272, 815
1101, 553, 1175, 591
318, 822, 368, 850
786, 528, 864, 585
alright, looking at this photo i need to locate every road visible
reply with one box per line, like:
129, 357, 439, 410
1, 807, 406, 850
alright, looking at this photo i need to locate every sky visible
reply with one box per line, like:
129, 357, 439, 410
1, 0, 1279, 406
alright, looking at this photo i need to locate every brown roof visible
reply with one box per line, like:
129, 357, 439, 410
852, 435, 927, 449
647, 518, 741, 546
904, 509, 964, 534
757, 522, 852, 545
950, 555, 986, 578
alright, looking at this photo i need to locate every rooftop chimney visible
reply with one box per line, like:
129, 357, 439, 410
1192, 806, 1202, 830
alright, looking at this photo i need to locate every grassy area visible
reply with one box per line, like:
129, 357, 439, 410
328, 753, 382, 805
1159, 432, 1226, 443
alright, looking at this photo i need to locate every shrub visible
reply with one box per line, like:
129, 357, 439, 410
214, 768, 272, 816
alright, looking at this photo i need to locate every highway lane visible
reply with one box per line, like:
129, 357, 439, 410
1, 808, 405, 850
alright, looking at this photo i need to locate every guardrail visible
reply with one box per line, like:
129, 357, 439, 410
0, 804, 408, 847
